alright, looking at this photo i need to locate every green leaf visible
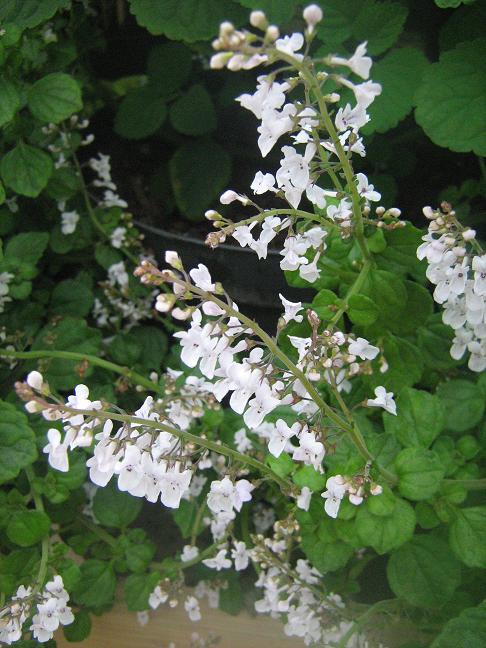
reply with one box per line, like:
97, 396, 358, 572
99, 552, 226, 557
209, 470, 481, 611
1, 143, 53, 197
147, 42, 193, 96
73, 560, 116, 608
51, 279, 94, 318
363, 47, 428, 134
387, 535, 461, 608
418, 320, 458, 371
170, 84, 216, 136
361, 269, 407, 331
124, 572, 160, 611
63, 610, 92, 642
316, 0, 356, 49
125, 542, 156, 573
172, 498, 199, 539
28, 73, 82, 124
301, 533, 354, 573
311, 288, 340, 320
293, 465, 327, 492
4, 232, 49, 265
431, 601, 486, 648
32, 317, 102, 390
375, 224, 425, 279
347, 293, 379, 326
415, 39, 486, 156
128, 0, 247, 41
395, 447, 445, 500
134, 325, 168, 370
7, 510, 50, 546
355, 498, 416, 554
0, 401, 37, 485
46, 167, 80, 201
219, 576, 244, 615
435, 0, 470, 6
436, 380, 485, 434
449, 507, 486, 568
383, 388, 445, 448
92, 481, 143, 528
0, 78, 21, 127
0, 0, 69, 29
353, 1, 408, 56
114, 86, 167, 140
439, 3, 486, 51
368, 334, 424, 392
170, 139, 231, 221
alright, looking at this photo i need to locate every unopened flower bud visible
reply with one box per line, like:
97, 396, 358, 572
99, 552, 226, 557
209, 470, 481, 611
388, 207, 401, 217
26, 370, 44, 392
164, 250, 182, 270
250, 10, 268, 29
303, 4, 323, 30
370, 484, 383, 496
155, 293, 176, 313
210, 52, 231, 69
265, 25, 279, 41
375, 206, 385, 216
462, 228, 476, 241
422, 206, 435, 219
219, 21, 234, 36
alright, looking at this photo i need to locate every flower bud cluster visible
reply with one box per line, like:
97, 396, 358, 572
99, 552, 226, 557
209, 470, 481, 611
322, 473, 383, 518
417, 203, 486, 371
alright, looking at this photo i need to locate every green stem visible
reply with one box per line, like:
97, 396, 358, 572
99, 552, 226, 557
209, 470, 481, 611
25, 466, 49, 594
0, 348, 164, 396
443, 478, 486, 490
336, 598, 397, 648
44, 404, 294, 493
328, 259, 372, 328
190, 501, 207, 546
71, 151, 139, 266
78, 516, 118, 547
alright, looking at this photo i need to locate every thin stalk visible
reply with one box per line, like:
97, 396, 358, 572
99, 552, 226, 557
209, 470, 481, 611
0, 348, 164, 396
25, 466, 49, 594
328, 259, 372, 328
190, 501, 208, 546
44, 404, 294, 493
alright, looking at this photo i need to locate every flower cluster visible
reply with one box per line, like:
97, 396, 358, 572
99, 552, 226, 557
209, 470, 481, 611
0, 576, 73, 645
418, 203, 486, 371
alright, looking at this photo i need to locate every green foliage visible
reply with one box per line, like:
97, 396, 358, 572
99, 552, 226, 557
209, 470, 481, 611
364, 48, 428, 134
114, 86, 167, 139
449, 507, 486, 568
63, 610, 92, 642
92, 481, 143, 528
436, 380, 485, 434
395, 448, 445, 501
73, 560, 116, 608
124, 572, 160, 611
128, 0, 247, 41
0, 401, 37, 485
28, 73, 82, 124
7, 510, 51, 546
170, 84, 217, 136
431, 601, 486, 648
1, 143, 53, 197
169, 139, 231, 220
415, 39, 486, 156
387, 535, 461, 608
0, 78, 21, 128
355, 498, 416, 554
383, 388, 445, 448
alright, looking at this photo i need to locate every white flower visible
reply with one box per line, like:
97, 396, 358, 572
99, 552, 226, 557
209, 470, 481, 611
268, 419, 299, 457
334, 103, 369, 133
220, 189, 249, 205
108, 261, 129, 288
149, 585, 168, 610
356, 173, 381, 202
257, 103, 296, 157
296, 558, 320, 585
159, 464, 192, 508
321, 475, 347, 518
275, 33, 305, 61
330, 42, 372, 79
184, 596, 201, 622
348, 337, 379, 360
60, 210, 79, 235
43, 428, 71, 472
296, 486, 312, 511
202, 548, 232, 571
236, 76, 289, 119
110, 226, 127, 248
251, 171, 276, 194
181, 545, 199, 562
367, 386, 397, 415
279, 294, 303, 324
189, 264, 216, 292
231, 541, 250, 571
292, 430, 325, 471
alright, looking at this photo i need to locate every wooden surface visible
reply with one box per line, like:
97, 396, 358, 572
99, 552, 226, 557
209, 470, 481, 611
57, 599, 300, 648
